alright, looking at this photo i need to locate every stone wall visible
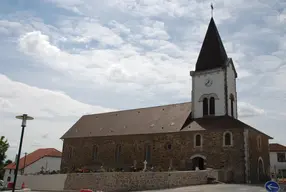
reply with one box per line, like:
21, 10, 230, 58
64, 170, 211, 191
61, 129, 246, 183
248, 129, 271, 183
15, 170, 218, 191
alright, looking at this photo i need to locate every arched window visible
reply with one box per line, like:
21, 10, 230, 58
258, 157, 265, 181
144, 144, 151, 162
92, 145, 98, 160
7, 176, 11, 182
209, 97, 215, 115
194, 134, 202, 147
223, 131, 233, 146
230, 94, 234, 117
115, 144, 121, 162
203, 98, 208, 116
257, 136, 262, 151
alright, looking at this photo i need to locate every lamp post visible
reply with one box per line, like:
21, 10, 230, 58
13, 114, 33, 192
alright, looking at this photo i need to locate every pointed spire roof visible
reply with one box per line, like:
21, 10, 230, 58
195, 17, 228, 72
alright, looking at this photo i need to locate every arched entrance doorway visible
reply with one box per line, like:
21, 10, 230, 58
190, 155, 206, 170
258, 157, 265, 182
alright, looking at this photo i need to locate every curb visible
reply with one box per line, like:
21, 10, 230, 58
16, 188, 32, 192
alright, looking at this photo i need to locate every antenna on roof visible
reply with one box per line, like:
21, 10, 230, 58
211, 3, 214, 18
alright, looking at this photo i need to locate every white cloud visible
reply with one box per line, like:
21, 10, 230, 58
238, 102, 265, 118
18, 30, 190, 94
140, 19, 169, 40
59, 18, 124, 46
0, 74, 115, 117
108, 20, 131, 35
0, 74, 115, 159
0, 20, 23, 35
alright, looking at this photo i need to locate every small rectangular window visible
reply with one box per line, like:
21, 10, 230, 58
278, 169, 286, 177
277, 153, 286, 162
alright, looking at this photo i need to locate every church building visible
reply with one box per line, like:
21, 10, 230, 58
60, 17, 272, 184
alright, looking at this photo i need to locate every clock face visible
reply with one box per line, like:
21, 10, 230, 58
205, 78, 213, 87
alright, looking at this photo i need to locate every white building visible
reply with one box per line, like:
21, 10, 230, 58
269, 143, 286, 178
3, 148, 62, 185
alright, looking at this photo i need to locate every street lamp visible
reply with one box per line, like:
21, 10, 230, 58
12, 114, 33, 192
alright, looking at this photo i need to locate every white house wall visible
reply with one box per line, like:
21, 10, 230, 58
3, 169, 21, 184
270, 152, 286, 174
192, 69, 226, 118
24, 156, 61, 174
2, 157, 61, 186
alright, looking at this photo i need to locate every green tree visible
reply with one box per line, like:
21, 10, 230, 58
4, 159, 12, 166
0, 136, 10, 179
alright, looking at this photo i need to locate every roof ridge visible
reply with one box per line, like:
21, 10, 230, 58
270, 143, 285, 146
4, 148, 62, 170
84, 101, 192, 117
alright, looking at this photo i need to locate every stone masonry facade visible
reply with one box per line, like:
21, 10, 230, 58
64, 171, 211, 191
247, 129, 270, 183
61, 128, 250, 183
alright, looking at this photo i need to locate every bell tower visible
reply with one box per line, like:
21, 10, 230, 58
190, 17, 238, 119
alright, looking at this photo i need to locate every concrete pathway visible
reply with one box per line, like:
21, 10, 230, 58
139, 184, 268, 192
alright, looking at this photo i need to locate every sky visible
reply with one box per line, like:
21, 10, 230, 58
0, 0, 286, 160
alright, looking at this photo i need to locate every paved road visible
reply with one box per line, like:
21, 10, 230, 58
2, 184, 286, 192
139, 183, 286, 192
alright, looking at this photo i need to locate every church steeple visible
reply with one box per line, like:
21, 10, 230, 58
191, 16, 238, 120
195, 17, 228, 72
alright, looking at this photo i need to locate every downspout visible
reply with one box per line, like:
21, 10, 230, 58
244, 128, 250, 183
224, 62, 228, 116
190, 71, 195, 118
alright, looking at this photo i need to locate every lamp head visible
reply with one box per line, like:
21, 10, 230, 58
16, 114, 34, 127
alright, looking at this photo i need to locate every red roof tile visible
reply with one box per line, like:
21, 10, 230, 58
4, 148, 61, 170
269, 143, 286, 152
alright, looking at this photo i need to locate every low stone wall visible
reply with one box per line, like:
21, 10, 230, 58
64, 170, 212, 191
16, 170, 218, 191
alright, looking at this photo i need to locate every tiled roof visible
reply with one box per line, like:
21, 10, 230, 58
182, 116, 272, 139
61, 101, 272, 139
269, 143, 286, 152
61, 102, 192, 139
195, 17, 228, 72
4, 148, 62, 170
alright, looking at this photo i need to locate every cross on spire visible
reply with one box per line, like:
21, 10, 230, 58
211, 3, 214, 18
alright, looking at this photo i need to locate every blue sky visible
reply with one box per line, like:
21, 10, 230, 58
0, 0, 286, 159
